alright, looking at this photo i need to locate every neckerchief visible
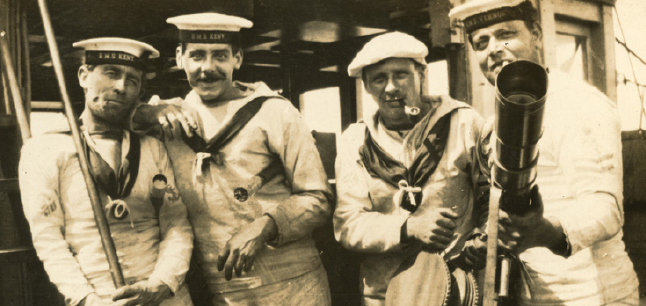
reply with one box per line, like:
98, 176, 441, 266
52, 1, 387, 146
182, 96, 271, 155
359, 107, 454, 212
83, 131, 141, 201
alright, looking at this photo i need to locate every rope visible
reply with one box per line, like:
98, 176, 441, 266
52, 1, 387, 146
614, 5, 646, 131
616, 38, 646, 68
618, 73, 646, 88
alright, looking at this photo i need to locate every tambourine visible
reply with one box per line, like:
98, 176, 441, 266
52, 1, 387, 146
385, 251, 479, 306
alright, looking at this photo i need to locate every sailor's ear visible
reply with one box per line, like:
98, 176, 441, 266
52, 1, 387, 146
233, 49, 243, 70
78, 65, 90, 89
176, 44, 184, 70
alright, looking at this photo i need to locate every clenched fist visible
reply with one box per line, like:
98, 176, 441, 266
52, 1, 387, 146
404, 207, 459, 252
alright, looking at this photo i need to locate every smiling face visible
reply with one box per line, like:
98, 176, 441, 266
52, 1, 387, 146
78, 64, 143, 123
470, 19, 543, 85
363, 58, 426, 130
176, 43, 242, 102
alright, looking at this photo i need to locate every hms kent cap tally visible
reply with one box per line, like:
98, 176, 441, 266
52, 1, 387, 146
167, 12, 253, 44
73, 37, 159, 69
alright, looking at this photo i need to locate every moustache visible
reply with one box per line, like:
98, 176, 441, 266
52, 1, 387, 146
197, 72, 225, 83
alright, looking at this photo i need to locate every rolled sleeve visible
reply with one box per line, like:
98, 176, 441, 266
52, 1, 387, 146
129, 102, 162, 137
264, 203, 293, 246
553, 95, 623, 255
129, 96, 186, 138
557, 193, 622, 255
19, 137, 96, 305
465, 109, 489, 229
333, 126, 410, 253
264, 101, 333, 246
147, 142, 193, 294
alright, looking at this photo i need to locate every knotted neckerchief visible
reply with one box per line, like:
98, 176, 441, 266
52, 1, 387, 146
359, 111, 453, 213
181, 96, 271, 182
83, 130, 141, 221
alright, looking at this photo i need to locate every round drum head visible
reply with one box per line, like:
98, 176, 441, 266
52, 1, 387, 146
385, 251, 450, 306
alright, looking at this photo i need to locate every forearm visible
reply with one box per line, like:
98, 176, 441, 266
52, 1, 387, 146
150, 197, 193, 293
470, 113, 492, 230
19, 142, 96, 305
267, 104, 334, 245
129, 97, 187, 138
333, 129, 411, 252
32, 230, 96, 304
334, 205, 409, 253
557, 101, 623, 254
257, 215, 279, 243
129, 103, 163, 138
472, 159, 491, 230
264, 191, 330, 245
474, 189, 490, 230
538, 216, 569, 256
554, 192, 622, 255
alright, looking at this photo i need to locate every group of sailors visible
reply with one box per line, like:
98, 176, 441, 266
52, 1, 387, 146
19, 0, 639, 305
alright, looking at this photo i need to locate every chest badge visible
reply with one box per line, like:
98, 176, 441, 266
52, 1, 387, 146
234, 188, 249, 202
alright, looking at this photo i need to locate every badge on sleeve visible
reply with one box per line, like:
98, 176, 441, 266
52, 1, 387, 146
40, 201, 57, 217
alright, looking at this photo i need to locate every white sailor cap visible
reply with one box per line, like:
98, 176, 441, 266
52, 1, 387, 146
167, 13, 253, 44
449, 0, 536, 33
73, 37, 159, 70
347, 31, 428, 78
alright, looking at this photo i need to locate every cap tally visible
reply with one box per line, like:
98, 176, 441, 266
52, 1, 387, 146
167, 13, 253, 43
72, 37, 159, 69
449, 0, 535, 33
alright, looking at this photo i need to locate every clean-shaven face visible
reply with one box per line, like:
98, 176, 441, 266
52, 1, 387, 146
471, 19, 542, 85
176, 43, 242, 101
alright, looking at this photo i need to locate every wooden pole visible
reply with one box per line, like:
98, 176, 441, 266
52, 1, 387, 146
0, 31, 30, 141
20, 4, 30, 118
36, 0, 125, 288
483, 186, 502, 306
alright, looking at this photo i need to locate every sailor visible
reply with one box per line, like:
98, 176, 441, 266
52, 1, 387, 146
19, 38, 194, 306
333, 31, 489, 305
130, 13, 333, 305
450, 0, 639, 304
